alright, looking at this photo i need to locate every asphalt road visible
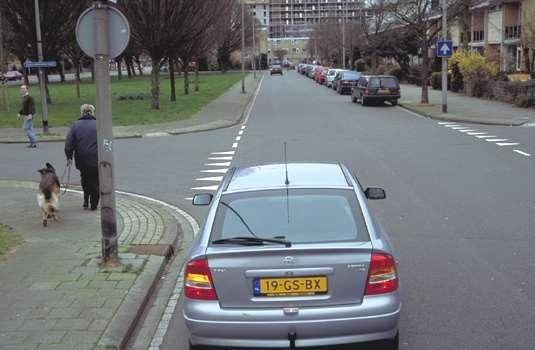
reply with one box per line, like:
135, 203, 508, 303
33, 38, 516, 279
2, 71, 535, 349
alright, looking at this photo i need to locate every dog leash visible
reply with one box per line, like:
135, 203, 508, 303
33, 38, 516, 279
60, 162, 72, 196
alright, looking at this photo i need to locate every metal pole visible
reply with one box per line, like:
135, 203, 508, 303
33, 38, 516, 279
342, 0, 346, 69
241, 1, 245, 93
441, 0, 448, 113
0, 8, 5, 73
34, 0, 49, 133
253, 14, 256, 79
94, 1, 118, 263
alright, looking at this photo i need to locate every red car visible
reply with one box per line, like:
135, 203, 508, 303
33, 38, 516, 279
314, 67, 328, 84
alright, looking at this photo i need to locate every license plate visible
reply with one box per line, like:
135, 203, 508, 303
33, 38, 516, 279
378, 89, 391, 94
253, 276, 328, 297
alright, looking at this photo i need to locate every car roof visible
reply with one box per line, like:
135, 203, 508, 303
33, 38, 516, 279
225, 163, 351, 192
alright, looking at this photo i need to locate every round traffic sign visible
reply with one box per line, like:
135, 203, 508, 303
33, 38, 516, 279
76, 5, 130, 59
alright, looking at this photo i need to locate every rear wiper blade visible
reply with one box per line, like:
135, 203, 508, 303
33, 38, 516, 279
212, 236, 292, 248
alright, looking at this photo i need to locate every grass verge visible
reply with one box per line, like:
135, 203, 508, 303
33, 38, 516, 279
0, 223, 24, 261
0, 73, 242, 128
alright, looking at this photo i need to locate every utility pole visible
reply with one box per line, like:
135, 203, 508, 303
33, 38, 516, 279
441, 0, 448, 113
34, 0, 49, 133
252, 13, 256, 79
342, 0, 347, 69
94, 1, 118, 263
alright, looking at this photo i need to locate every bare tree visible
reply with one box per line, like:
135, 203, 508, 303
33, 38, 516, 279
522, 4, 535, 73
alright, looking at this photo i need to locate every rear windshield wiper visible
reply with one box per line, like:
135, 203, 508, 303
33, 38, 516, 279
212, 236, 292, 248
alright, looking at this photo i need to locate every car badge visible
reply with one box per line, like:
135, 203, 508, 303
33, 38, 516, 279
282, 256, 296, 265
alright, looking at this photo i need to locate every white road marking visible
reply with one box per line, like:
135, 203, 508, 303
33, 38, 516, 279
438, 122, 454, 125
476, 135, 496, 139
195, 176, 224, 182
467, 132, 486, 135
235, 136, 241, 141
191, 185, 219, 191
232, 142, 238, 148
204, 162, 231, 167
458, 129, 477, 133
201, 169, 228, 174
496, 142, 520, 146
238, 130, 244, 135
450, 127, 467, 130
208, 156, 233, 160
514, 150, 531, 157
242, 74, 264, 125
396, 106, 427, 119
211, 151, 235, 155
444, 124, 461, 128
486, 139, 508, 142
241, 125, 246, 130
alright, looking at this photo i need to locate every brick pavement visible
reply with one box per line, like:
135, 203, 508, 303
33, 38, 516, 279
0, 180, 179, 350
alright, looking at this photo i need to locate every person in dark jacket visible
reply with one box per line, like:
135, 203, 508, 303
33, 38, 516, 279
64, 104, 99, 210
18, 85, 38, 148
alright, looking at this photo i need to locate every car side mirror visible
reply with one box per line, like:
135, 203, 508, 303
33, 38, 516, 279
192, 193, 213, 206
365, 188, 386, 200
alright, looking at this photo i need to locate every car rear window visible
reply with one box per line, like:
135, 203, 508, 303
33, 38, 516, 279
369, 77, 398, 88
211, 189, 369, 244
342, 72, 360, 79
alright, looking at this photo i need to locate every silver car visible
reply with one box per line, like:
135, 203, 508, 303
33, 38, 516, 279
184, 163, 400, 349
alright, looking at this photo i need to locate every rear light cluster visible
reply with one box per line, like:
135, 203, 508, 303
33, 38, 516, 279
365, 251, 398, 295
184, 258, 218, 300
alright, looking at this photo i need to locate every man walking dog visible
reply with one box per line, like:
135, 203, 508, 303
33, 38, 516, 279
65, 104, 99, 210
18, 85, 38, 148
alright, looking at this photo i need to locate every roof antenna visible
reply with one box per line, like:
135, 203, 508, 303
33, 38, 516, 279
284, 142, 290, 185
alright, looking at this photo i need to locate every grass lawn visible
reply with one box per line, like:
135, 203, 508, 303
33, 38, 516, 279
0, 72, 242, 128
0, 223, 24, 261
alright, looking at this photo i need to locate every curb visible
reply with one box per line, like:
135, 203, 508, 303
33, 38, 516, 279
0, 74, 263, 144
398, 103, 529, 127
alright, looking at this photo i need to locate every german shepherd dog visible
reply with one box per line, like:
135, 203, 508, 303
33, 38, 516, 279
37, 163, 61, 227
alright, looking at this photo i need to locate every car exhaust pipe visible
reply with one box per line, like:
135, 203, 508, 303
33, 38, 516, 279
288, 332, 297, 350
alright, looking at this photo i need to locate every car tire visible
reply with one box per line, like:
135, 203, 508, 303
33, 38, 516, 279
352, 95, 357, 103
375, 332, 399, 350
391, 100, 398, 106
362, 96, 368, 106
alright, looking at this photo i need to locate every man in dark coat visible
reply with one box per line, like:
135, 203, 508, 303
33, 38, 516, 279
18, 85, 38, 148
64, 104, 99, 210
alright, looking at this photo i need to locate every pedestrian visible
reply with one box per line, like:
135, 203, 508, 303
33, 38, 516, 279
64, 104, 99, 211
18, 85, 38, 148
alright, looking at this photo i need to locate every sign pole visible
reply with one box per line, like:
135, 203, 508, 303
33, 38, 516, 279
94, 1, 118, 264
34, 0, 49, 133
241, 1, 246, 94
252, 14, 256, 79
441, 0, 448, 113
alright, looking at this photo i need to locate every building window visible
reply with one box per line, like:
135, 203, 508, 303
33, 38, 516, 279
264, 19, 267, 25
472, 30, 484, 42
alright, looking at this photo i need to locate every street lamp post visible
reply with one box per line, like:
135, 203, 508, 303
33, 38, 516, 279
241, 1, 246, 93
253, 14, 256, 79
342, 0, 347, 69
441, 0, 448, 113
34, 0, 49, 133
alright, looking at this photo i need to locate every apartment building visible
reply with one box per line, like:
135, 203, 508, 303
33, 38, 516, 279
245, 0, 366, 62
469, 0, 524, 71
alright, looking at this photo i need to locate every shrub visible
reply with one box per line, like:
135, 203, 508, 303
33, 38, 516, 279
450, 50, 498, 97
450, 62, 464, 92
431, 72, 452, 90
387, 67, 406, 82
355, 59, 367, 72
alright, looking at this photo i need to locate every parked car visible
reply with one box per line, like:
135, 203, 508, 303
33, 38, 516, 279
336, 71, 361, 95
331, 70, 348, 91
3, 70, 23, 81
314, 67, 328, 84
352, 75, 401, 106
326, 69, 343, 88
307, 65, 318, 79
184, 163, 400, 350
270, 64, 283, 76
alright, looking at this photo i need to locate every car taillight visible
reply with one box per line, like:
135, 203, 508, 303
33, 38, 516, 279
365, 251, 398, 295
184, 258, 218, 300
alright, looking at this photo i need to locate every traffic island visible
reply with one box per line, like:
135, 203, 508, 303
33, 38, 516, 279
0, 180, 185, 350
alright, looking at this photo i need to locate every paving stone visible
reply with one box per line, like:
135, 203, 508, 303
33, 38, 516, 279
1, 343, 39, 350
88, 319, 109, 332
0, 331, 27, 344
115, 280, 134, 290
52, 318, 91, 331
47, 307, 83, 319
62, 330, 102, 344
0, 319, 24, 332
21, 319, 57, 331
79, 307, 116, 319
70, 298, 107, 308
86, 280, 118, 290
24, 330, 67, 344
28, 282, 60, 291
57, 281, 90, 290
103, 297, 125, 309
107, 272, 138, 281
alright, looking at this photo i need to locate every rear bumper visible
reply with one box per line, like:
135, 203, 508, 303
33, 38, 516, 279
364, 95, 400, 100
184, 293, 400, 348
339, 86, 354, 94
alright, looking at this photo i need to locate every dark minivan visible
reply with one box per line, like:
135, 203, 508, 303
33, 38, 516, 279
352, 75, 401, 106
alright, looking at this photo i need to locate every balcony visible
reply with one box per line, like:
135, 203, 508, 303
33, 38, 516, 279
504, 25, 521, 41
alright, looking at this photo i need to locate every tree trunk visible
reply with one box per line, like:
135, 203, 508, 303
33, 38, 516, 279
169, 58, 176, 102
126, 58, 132, 78
59, 59, 66, 83
195, 62, 199, 92
183, 64, 190, 95
75, 60, 81, 98
420, 43, 430, 104
150, 59, 161, 110
116, 58, 122, 80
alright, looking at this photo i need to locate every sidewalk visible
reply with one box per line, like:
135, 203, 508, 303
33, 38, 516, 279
399, 84, 535, 126
0, 180, 192, 350
0, 73, 262, 143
